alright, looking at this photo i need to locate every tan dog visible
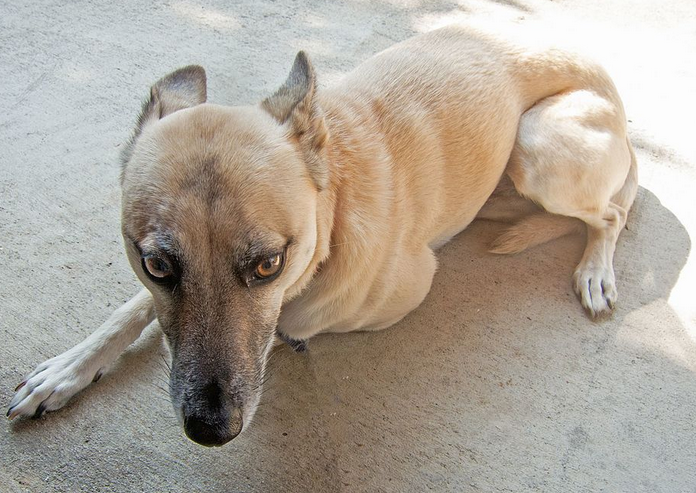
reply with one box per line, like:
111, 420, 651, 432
8, 22, 637, 446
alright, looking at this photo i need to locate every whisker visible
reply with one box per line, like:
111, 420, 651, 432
154, 376, 171, 389
152, 383, 170, 396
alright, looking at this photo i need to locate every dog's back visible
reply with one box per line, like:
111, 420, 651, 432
318, 23, 626, 249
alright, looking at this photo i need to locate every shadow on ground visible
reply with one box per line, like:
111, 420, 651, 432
244, 186, 693, 491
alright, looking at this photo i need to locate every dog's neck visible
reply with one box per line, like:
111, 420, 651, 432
283, 92, 393, 303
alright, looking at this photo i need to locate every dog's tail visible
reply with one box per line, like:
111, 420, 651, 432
489, 213, 584, 255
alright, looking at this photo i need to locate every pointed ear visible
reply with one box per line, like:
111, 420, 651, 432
137, 64, 207, 131
262, 52, 330, 190
262, 52, 315, 123
121, 65, 207, 171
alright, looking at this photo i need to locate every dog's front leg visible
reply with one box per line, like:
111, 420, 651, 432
7, 289, 155, 419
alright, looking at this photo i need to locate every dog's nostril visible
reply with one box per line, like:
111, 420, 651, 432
183, 408, 244, 447
229, 406, 243, 437
184, 415, 224, 447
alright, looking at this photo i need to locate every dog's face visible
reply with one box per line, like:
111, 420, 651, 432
120, 55, 329, 446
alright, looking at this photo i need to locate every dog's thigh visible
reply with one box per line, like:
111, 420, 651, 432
508, 90, 636, 316
508, 90, 631, 214
361, 247, 438, 331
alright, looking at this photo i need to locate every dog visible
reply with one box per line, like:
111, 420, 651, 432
7, 21, 637, 447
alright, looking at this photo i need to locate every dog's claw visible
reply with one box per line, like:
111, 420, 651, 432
288, 339, 307, 353
277, 330, 308, 353
92, 370, 103, 383
8, 349, 103, 420
32, 403, 46, 420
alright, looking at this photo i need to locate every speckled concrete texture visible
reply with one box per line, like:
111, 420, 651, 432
1, 0, 695, 491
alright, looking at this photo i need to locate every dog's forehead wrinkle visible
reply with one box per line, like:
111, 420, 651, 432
235, 233, 288, 261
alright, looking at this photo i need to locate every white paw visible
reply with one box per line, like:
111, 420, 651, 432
573, 265, 617, 317
7, 347, 103, 420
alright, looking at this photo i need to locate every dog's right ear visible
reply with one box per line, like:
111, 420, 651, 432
121, 66, 207, 172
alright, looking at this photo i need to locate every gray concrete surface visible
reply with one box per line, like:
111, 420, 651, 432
1, 0, 695, 491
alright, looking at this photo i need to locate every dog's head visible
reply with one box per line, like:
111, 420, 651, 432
120, 54, 329, 446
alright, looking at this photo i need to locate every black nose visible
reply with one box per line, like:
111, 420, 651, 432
181, 379, 244, 446
183, 411, 242, 447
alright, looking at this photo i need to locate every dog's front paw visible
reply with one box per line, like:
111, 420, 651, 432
7, 347, 103, 420
572, 265, 617, 317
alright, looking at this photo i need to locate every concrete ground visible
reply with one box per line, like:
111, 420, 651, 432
1, 0, 695, 491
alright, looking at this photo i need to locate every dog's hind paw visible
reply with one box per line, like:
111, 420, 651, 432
572, 265, 617, 317
7, 348, 103, 420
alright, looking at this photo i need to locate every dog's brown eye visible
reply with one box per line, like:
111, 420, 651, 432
143, 255, 172, 279
255, 253, 283, 279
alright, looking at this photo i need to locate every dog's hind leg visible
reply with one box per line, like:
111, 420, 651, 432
502, 90, 637, 317
7, 289, 155, 419
569, 145, 637, 316
480, 175, 585, 253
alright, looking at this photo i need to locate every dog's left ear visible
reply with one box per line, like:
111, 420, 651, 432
121, 66, 207, 172
262, 52, 329, 190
